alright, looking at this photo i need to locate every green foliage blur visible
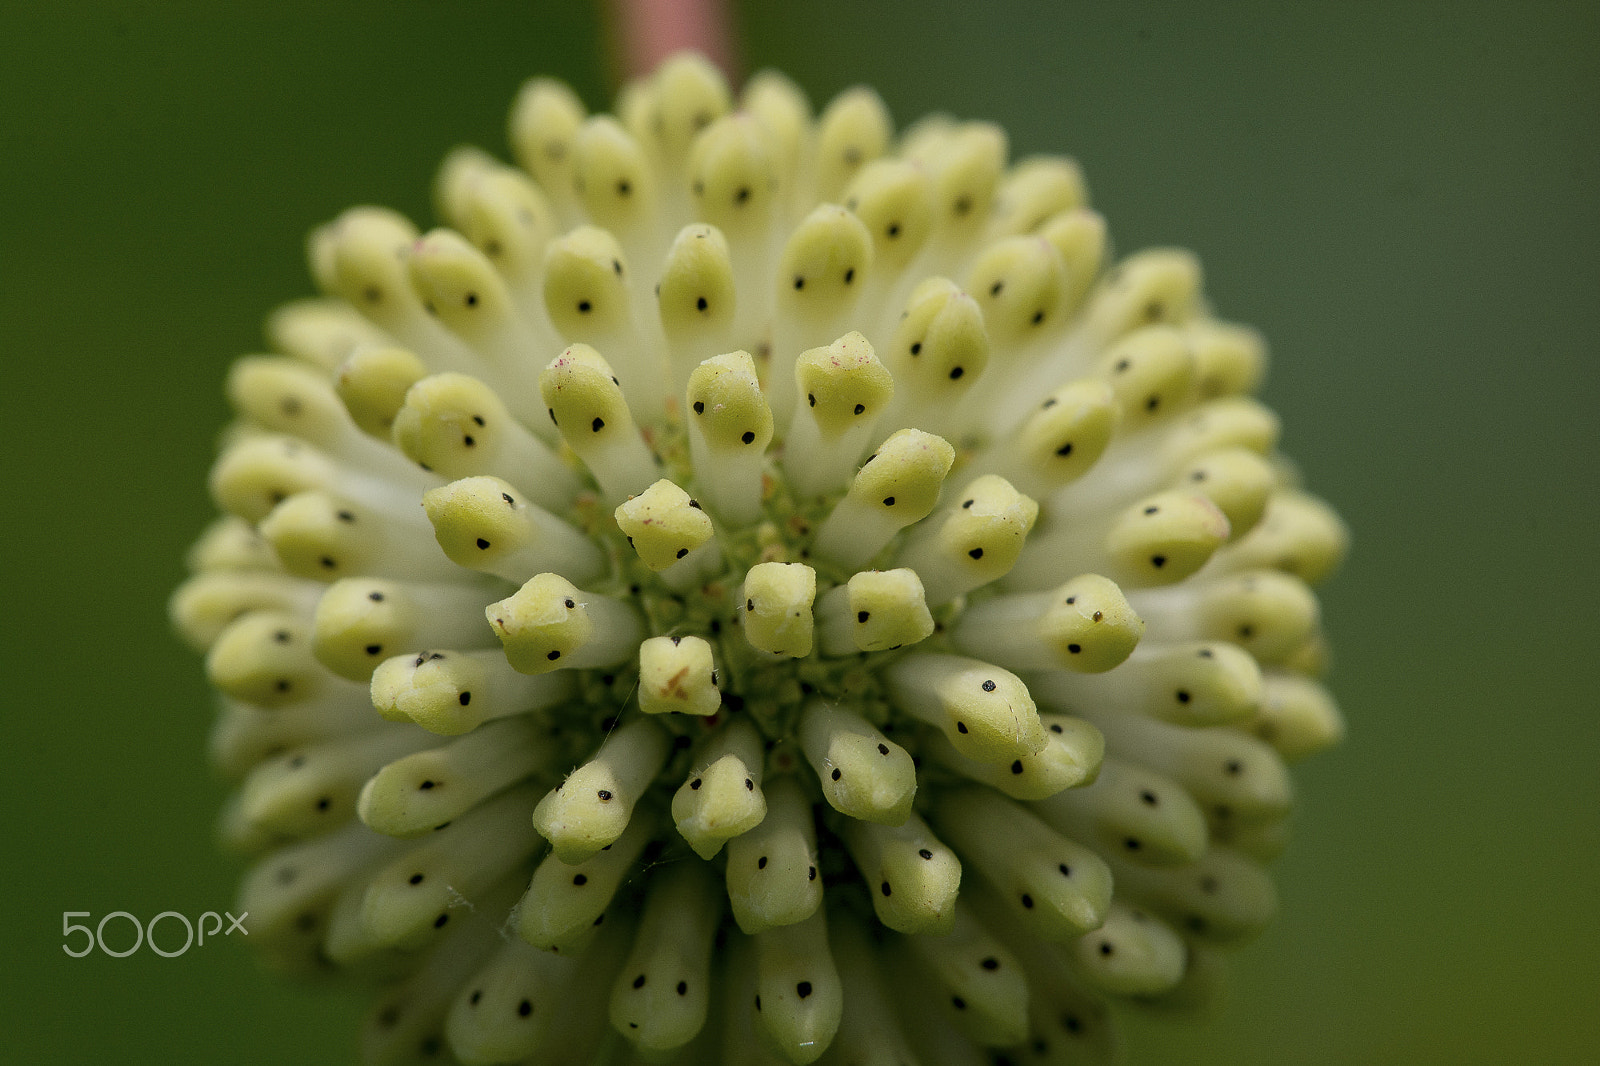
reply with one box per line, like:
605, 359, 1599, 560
2, 1, 1595, 1063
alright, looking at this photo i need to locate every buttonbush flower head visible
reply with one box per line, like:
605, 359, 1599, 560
173, 52, 1347, 1065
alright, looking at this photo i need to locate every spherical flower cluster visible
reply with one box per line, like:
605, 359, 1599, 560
172, 53, 1347, 1066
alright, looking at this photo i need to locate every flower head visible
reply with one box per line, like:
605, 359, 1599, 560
174, 52, 1346, 1065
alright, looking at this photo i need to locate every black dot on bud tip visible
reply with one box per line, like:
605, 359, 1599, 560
1099, 942, 1114, 956
320, 556, 336, 569
690, 778, 702, 790
1125, 837, 1142, 851
982, 679, 997, 692
968, 547, 984, 559
632, 974, 646, 989
745, 778, 754, 790
808, 865, 817, 880
462, 435, 475, 447
757, 856, 767, 869
808, 393, 816, 406
797, 981, 813, 998
1059, 863, 1072, 876
409, 873, 424, 885
742, 430, 756, 443
1151, 555, 1167, 568
794, 277, 805, 290
696, 296, 708, 311
854, 403, 865, 415
597, 790, 613, 801
1067, 642, 1082, 654
878, 743, 890, 755
747, 599, 755, 611
518, 999, 532, 1017
1224, 760, 1244, 776
990, 281, 1004, 296
564, 598, 575, 609
433, 914, 449, 928
1021, 893, 1034, 908
981, 957, 999, 970
831, 768, 842, 781
677, 981, 688, 995
754, 996, 761, 1011
369, 591, 384, 601
676, 547, 689, 559
577, 300, 591, 313
591, 417, 604, 432
844, 268, 855, 284
365, 644, 382, 656
858, 611, 870, 623
952, 995, 967, 1009
919, 848, 934, 860
547, 650, 561, 660
1011, 760, 1024, 774
475, 537, 490, 550
962, 499, 974, 509
956, 721, 968, 733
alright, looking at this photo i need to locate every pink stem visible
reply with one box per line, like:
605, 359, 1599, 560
611, 0, 739, 81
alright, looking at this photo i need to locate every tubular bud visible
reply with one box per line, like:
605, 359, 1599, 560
508, 78, 587, 220
816, 569, 935, 656
539, 344, 660, 505
615, 479, 716, 572
896, 475, 1039, 604
238, 729, 431, 839
1033, 756, 1209, 867
573, 116, 658, 239
486, 573, 645, 675
1209, 489, 1350, 585
312, 577, 495, 682
261, 490, 456, 583
358, 716, 553, 836
726, 776, 823, 934
881, 278, 989, 431
1187, 319, 1267, 399
839, 812, 961, 935
1090, 715, 1293, 826
742, 562, 817, 659
685, 350, 773, 526
335, 345, 429, 439
933, 788, 1113, 942
898, 903, 1029, 1046
1067, 901, 1187, 998
423, 475, 604, 585
172, 571, 322, 654
814, 87, 892, 202
954, 573, 1144, 674
206, 610, 345, 707
811, 429, 956, 570
1027, 639, 1262, 728
751, 909, 844, 1065
990, 156, 1089, 239
1248, 672, 1345, 761
393, 372, 580, 509
797, 701, 917, 825
989, 378, 1119, 497
359, 783, 544, 949
844, 158, 935, 269
672, 718, 767, 858
689, 113, 780, 236
1098, 325, 1197, 428
1040, 207, 1109, 316
368, 647, 575, 734
1175, 446, 1275, 541
532, 717, 670, 864
886, 653, 1046, 764
516, 809, 655, 954
1085, 248, 1203, 343
1101, 490, 1232, 588
266, 298, 390, 372
927, 713, 1104, 802
608, 860, 722, 1053
638, 634, 721, 716
965, 235, 1067, 349
1104, 845, 1278, 945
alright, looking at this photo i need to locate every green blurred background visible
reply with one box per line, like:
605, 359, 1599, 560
3, 1, 1595, 1062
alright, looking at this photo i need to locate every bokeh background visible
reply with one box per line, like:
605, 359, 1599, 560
3, 1, 1595, 1063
